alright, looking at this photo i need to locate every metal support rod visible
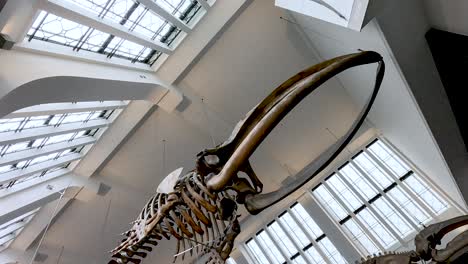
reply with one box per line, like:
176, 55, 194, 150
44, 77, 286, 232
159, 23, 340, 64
29, 181, 72, 264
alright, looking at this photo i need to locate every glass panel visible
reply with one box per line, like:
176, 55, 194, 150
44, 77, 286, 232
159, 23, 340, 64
278, 212, 310, 248
403, 174, 448, 215
290, 203, 323, 240
313, 185, 348, 221
342, 219, 379, 255
256, 230, 285, 264
0, 118, 25, 133
372, 198, 414, 238
246, 239, 269, 264
291, 255, 307, 264
326, 176, 362, 211
387, 186, 431, 225
304, 246, 326, 264
367, 141, 410, 177
267, 221, 297, 258
28, 0, 203, 65
353, 153, 394, 189
340, 163, 378, 200
318, 237, 347, 264
355, 208, 397, 248
0, 208, 39, 251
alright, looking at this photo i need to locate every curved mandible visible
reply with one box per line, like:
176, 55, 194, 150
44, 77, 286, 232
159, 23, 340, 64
206, 51, 384, 214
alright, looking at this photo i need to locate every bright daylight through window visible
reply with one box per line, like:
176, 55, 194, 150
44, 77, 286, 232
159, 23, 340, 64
0, 102, 124, 192
0, 208, 40, 252
245, 203, 346, 264
312, 139, 450, 255
26, 0, 207, 65
0, 101, 126, 252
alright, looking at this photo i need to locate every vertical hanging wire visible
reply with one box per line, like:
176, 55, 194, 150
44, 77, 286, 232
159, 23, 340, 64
162, 139, 166, 178
98, 198, 112, 262
201, 98, 217, 148
29, 181, 72, 264
55, 246, 64, 264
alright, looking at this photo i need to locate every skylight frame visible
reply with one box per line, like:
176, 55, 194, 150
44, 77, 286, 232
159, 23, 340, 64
310, 138, 452, 255
0, 207, 40, 252
244, 203, 346, 264
24, 0, 206, 66
0, 104, 121, 194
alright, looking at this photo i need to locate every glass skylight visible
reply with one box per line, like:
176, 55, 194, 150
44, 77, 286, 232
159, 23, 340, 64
245, 203, 346, 264
0, 109, 112, 134
0, 105, 120, 192
311, 139, 450, 255
0, 102, 125, 252
26, 0, 204, 65
0, 208, 40, 252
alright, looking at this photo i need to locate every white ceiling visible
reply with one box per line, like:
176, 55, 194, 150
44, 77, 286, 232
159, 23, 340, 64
8, 0, 468, 263
19, 1, 360, 263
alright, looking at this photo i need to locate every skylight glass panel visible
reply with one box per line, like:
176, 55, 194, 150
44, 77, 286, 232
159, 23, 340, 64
0, 208, 39, 252
27, 0, 203, 65
290, 203, 323, 240
245, 203, 346, 264
153, 0, 200, 21
256, 230, 285, 263
311, 138, 451, 256
245, 239, 269, 264
0, 103, 120, 193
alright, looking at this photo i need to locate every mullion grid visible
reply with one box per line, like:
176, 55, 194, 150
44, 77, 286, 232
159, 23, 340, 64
319, 183, 384, 255
378, 137, 467, 214
285, 208, 332, 264
365, 140, 450, 217
335, 171, 405, 247
311, 138, 453, 256
27, 0, 202, 65
245, 206, 345, 264
0, 108, 115, 191
0, 208, 39, 252
363, 149, 440, 221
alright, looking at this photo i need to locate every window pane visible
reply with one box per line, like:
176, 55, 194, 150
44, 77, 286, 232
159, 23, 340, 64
403, 174, 448, 215
367, 141, 410, 177
387, 186, 431, 225
340, 163, 378, 200
326, 176, 362, 211
318, 237, 347, 264
291, 203, 323, 240
246, 239, 269, 264
372, 198, 413, 238
267, 221, 297, 258
313, 185, 348, 221
28, 0, 203, 65
304, 246, 326, 264
256, 230, 285, 264
291, 255, 308, 264
342, 219, 379, 255
354, 153, 393, 189
355, 208, 397, 248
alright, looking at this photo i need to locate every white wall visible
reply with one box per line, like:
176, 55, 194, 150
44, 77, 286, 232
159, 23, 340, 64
290, 6, 467, 207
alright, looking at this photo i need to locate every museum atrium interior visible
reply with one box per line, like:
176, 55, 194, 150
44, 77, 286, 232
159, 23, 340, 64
1, 0, 468, 263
